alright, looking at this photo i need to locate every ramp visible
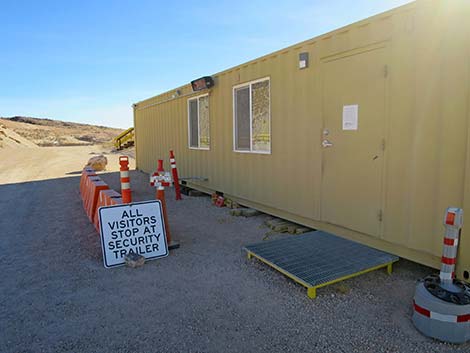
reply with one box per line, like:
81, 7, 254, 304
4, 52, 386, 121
244, 231, 399, 298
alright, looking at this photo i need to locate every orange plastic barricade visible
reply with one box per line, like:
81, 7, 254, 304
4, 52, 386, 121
86, 180, 109, 221
83, 176, 102, 212
80, 167, 96, 199
93, 189, 122, 232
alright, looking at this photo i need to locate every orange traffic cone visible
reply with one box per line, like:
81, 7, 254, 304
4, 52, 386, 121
119, 156, 132, 203
154, 159, 180, 250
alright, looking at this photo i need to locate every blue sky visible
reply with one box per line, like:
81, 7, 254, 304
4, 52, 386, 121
0, 0, 413, 128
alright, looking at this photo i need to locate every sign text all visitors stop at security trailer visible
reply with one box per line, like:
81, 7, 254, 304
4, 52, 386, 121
98, 200, 168, 268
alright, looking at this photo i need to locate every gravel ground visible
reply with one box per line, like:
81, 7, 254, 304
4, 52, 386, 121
1, 167, 469, 353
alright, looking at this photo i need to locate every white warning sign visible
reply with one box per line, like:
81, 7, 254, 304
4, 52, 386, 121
98, 200, 168, 268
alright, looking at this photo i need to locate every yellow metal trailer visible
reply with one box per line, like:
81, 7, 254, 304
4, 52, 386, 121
133, 0, 470, 279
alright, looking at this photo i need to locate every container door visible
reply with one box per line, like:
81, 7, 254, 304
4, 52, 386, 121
321, 47, 387, 237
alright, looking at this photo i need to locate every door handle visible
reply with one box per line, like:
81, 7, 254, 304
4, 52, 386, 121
322, 139, 333, 148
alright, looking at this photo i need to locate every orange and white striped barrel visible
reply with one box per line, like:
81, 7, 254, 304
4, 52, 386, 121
440, 208, 463, 284
412, 208, 469, 344
119, 156, 132, 203
169, 150, 182, 200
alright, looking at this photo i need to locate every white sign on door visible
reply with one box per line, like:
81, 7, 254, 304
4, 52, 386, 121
98, 200, 168, 268
342, 105, 359, 130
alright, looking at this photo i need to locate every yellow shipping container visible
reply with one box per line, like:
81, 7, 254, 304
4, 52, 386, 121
134, 0, 470, 279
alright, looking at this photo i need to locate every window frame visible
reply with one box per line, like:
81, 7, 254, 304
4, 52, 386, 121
232, 77, 271, 154
187, 93, 210, 151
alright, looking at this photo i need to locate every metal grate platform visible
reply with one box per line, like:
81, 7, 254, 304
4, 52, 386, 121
244, 231, 399, 298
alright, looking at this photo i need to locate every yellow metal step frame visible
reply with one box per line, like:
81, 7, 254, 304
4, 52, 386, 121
247, 250, 397, 299
113, 127, 135, 149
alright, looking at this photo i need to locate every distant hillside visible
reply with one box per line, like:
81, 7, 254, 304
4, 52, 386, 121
0, 116, 124, 147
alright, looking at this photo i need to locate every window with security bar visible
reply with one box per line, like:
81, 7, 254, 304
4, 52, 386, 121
187, 94, 210, 150
233, 77, 271, 154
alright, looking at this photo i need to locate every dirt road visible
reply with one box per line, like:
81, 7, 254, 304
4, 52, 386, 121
0, 145, 134, 184
0, 146, 468, 353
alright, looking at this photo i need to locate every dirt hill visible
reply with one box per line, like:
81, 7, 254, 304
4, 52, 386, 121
0, 116, 124, 148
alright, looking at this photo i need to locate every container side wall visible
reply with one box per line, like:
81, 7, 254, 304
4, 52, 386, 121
134, 0, 470, 276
